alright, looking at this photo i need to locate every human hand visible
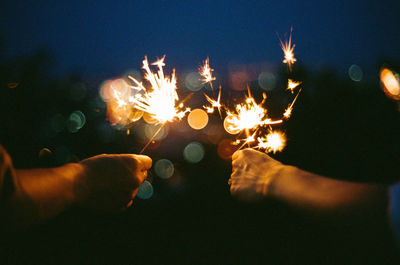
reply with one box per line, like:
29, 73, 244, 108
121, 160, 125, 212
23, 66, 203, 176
229, 148, 283, 202
75, 154, 152, 212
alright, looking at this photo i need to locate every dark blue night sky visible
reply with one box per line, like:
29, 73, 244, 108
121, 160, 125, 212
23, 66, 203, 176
1, 0, 400, 80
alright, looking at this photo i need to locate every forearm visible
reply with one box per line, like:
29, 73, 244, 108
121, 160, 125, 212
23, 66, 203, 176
5, 163, 83, 226
269, 165, 389, 217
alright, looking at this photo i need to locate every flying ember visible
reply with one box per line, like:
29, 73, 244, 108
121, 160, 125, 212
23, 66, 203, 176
279, 28, 297, 69
199, 57, 216, 84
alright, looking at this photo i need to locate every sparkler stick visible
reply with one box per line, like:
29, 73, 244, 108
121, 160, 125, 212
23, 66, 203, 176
139, 123, 166, 154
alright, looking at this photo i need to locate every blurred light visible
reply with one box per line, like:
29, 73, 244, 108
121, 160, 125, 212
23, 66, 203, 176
183, 142, 205, 163
103, 78, 144, 126
137, 180, 154, 200
223, 116, 241, 134
154, 159, 174, 179
144, 124, 168, 141
38, 147, 52, 158
205, 124, 223, 144
7, 82, 19, 89
143, 112, 158, 124
348, 64, 363, 82
51, 113, 65, 133
257, 131, 286, 153
187, 109, 209, 130
185, 72, 203, 91
217, 139, 237, 160
230, 71, 249, 91
67, 110, 86, 133
99, 79, 113, 102
380, 68, 400, 100
258, 72, 276, 91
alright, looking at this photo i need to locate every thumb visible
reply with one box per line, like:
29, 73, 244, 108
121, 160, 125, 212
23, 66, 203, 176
135, 155, 152, 170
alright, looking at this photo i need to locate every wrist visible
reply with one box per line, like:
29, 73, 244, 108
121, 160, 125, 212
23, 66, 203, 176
265, 164, 295, 198
59, 162, 85, 206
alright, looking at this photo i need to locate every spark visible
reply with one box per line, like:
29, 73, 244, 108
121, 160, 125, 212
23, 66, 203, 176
287, 79, 301, 93
128, 56, 190, 124
256, 131, 286, 154
225, 88, 282, 134
204, 86, 223, 116
283, 88, 302, 119
279, 28, 297, 69
199, 57, 216, 84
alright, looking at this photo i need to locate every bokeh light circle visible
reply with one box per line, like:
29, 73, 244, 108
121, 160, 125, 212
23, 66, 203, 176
183, 142, 205, 163
348, 64, 363, 82
154, 159, 174, 179
380, 68, 400, 100
258, 72, 276, 91
223, 116, 241, 134
67, 110, 86, 133
185, 72, 203, 91
143, 112, 158, 124
144, 124, 168, 141
217, 139, 237, 160
137, 180, 154, 200
188, 109, 209, 130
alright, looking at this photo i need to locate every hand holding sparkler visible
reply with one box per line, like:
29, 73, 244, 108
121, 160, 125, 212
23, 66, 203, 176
229, 149, 389, 219
229, 148, 283, 201
76, 154, 152, 211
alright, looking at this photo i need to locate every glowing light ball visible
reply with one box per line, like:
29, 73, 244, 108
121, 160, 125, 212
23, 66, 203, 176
188, 109, 209, 130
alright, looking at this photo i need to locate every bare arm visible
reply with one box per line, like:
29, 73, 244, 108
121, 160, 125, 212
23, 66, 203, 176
2, 153, 152, 227
230, 149, 388, 218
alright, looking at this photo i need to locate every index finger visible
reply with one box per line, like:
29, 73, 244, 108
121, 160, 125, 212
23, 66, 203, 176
134, 155, 152, 170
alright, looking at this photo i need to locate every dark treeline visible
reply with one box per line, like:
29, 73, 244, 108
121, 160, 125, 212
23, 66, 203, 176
1, 48, 399, 265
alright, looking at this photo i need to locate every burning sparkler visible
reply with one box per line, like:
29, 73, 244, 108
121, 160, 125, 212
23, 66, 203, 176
199, 57, 216, 85
105, 56, 191, 153
225, 89, 282, 134
224, 88, 284, 150
217, 28, 300, 154
256, 131, 286, 153
128, 56, 190, 124
279, 28, 296, 70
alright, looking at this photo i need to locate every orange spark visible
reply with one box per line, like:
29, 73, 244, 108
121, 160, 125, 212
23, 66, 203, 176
256, 131, 286, 153
225, 89, 282, 134
128, 56, 190, 124
279, 28, 297, 69
284, 88, 302, 119
287, 79, 301, 93
380, 68, 400, 100
199, 57, 216, 84
204, 86, 223, 116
